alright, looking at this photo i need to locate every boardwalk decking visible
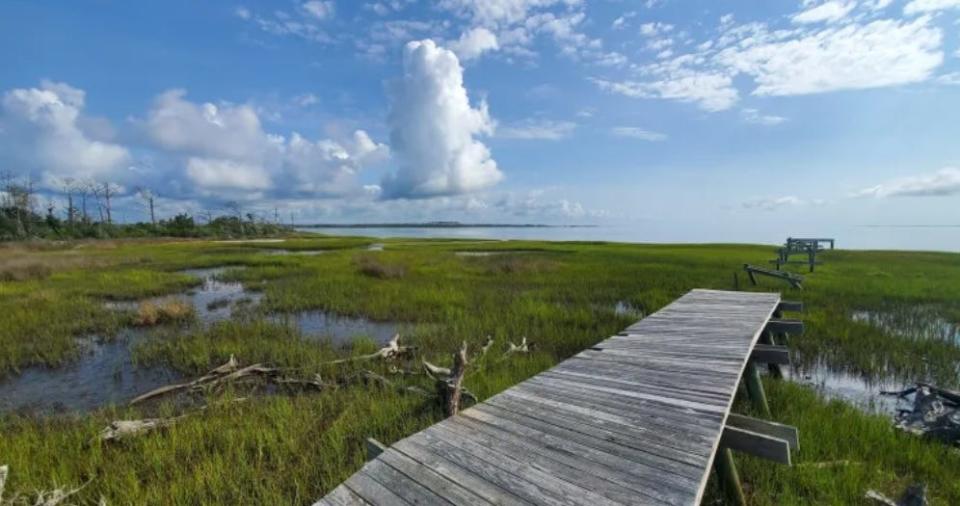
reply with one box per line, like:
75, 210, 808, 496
316, 289, 782, 506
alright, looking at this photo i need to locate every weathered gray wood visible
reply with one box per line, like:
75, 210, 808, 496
743, 264, 804, 289
315, 485, 369, 506
377, 449, 493, 506
344, 469, 411, 505
777, 300, 803, 313
750, 344, 790, 365
765, 319, 804, 335
316, 289, 784, 506
366, 438, 386, 461
714, 448, 746, 506
725, 413, 799, 450
719, 426, 792, 465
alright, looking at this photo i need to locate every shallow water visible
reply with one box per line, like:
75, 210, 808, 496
852, 307, 960, 343
614, 300, 645, 320
784, 363, 911, 415
261, 249, 327, 256
1, 267, 259, 415
106, 267, 262, 324
0, 329, 180, 414
269, 311, 399, 345
366, 243, 384, 251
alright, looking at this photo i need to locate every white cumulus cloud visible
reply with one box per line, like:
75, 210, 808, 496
382, 39, 502, 198
143, 89, 387, 196
449, 27, 500, 61
0, 80, 130, 184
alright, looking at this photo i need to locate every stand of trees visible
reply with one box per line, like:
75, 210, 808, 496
0, 171, 292, 241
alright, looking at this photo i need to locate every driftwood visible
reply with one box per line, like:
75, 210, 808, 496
479, 336, 494, 357
130, 356, 280, 405
0, 465, 91, 506
324, 334, 416, 365
99, 417, 185, 442
423, 342, 478, 415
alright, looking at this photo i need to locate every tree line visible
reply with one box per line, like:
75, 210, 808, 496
0, 171, 292, 241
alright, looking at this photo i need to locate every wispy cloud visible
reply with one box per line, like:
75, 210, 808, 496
498, 119, 577, 140
741, 108, 787, 126
610, 127, 667, 141
854, 167, 960, 197
741, 195, 804, 210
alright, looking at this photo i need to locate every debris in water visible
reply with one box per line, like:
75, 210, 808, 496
882, 383, 960, 446
865, 483, 928, 506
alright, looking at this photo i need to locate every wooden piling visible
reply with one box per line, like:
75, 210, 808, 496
714, 448, 747, 506
744, 361, 771, 417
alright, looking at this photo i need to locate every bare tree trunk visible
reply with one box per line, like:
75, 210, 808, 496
103, 182, 114, 224
149, 195, 156, 226
445, 342, 469, 416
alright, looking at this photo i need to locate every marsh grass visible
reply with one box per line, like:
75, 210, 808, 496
2, 238, 960, 503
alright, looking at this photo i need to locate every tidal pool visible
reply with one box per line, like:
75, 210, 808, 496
0, 329, 180, 414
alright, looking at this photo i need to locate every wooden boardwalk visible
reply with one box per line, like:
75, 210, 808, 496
316, 289, 783, 506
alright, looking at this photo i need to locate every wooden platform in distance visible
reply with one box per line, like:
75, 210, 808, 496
315, 289, 782, 506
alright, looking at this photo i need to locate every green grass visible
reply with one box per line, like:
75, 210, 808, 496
1, 237, 960, 504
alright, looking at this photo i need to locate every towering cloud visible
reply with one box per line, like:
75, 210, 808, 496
382, 39, 502, 198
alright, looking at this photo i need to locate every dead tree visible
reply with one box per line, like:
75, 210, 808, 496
100, 181, 118, 224
136, 187, 157, 226
430, 341, 470, 417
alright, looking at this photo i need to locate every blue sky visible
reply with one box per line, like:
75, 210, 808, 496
1, 0, 959, 239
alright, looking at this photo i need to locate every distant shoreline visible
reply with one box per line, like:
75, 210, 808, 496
298, 222, 596, 229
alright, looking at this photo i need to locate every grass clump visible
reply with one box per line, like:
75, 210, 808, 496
354, 254, 406, 279
133, 297, 194, 326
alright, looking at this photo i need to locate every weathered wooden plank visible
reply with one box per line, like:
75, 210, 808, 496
457, 409, 693, 504
436, 419, 671, 505
750, 344, 790, 365
360, 459, 450, 505
764, 319, 804, 335
725, 414, 799, 450
344, 469, 412, 505
316, 485, 369, 506
391, 440, 535, 506
777, 300, 803, 313
719, 426, 792, 465
470, 402, 703, 489
488, 391, 713, 471
378, 449, 492, 506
